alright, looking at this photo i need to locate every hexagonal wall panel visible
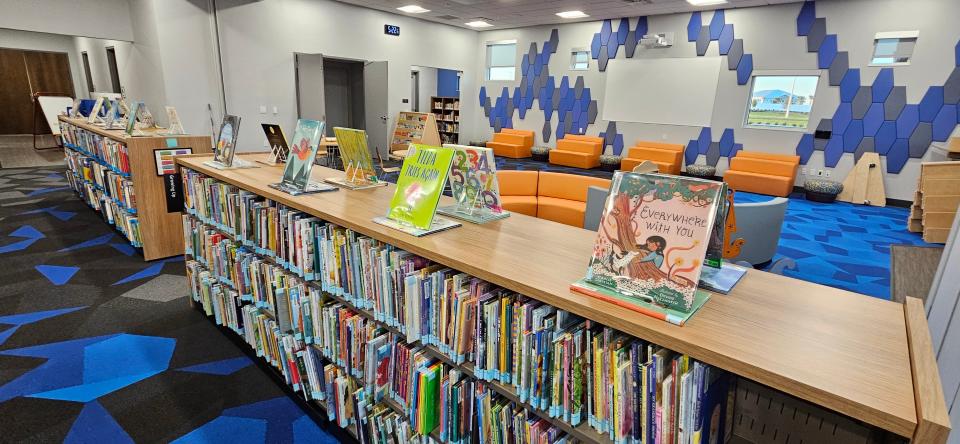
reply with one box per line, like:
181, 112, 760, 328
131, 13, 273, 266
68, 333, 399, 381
872, 68, 894, 103
886, 139, 909, 173
797, 1, 816, 36
806, 18, 826, 52
854, 137, 874, 163
909, 122, 932, 158
919, 86, 944, 122
862, 103, 884, 136
823, 137, 844, 167
944, 67, 960, 104
840, 69, 861, 103
843, 120, 864, 153
696, 27, 711, 56
719, 24, 734, 55
932, 104, 958, 142
818, 34, 838, 69
796, 133, 815, 164
727, 40, 744, 70
828, 52, 849, 86
737, 54, 753, 85
687, 11, 702, 42
852, 86, 872, 119
897, 105, 919, 139
709, 10, 725, 40
875, 121, 897, 155
542, 120, 552, 143
884, 86, 907, 120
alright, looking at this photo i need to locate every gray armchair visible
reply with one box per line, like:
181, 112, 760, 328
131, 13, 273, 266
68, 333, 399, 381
583, 185, 610, 231
729, 197, 789, 266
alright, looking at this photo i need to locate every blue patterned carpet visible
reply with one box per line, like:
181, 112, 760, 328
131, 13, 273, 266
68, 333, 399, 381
479, 156, 934, 300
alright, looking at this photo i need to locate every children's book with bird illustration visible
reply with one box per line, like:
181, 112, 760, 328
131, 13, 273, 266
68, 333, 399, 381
325, 127, 387, 190
570, 172, 723, 326
374, 144, 459, 236
437, 144, 509, 224
269, 119, 337, 195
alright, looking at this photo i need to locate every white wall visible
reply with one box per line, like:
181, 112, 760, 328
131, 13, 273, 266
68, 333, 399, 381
214, 0, 479, 152
473, 0, 960, 200
0, 28, 85, 99
411, 65, 438, 113
0, 0, 133, 41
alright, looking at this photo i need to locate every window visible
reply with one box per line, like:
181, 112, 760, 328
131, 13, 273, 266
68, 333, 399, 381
871, 31, 918, 66
744, 75, 819, 130
486, 41, 516, 81
570, 49, 589, 70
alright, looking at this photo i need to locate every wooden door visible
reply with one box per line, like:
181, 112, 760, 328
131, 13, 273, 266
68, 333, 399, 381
0, 48, 33, 134
24, 51, 74, 134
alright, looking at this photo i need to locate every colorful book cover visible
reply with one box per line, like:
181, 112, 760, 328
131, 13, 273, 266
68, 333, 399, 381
125, 101, 141, 136
87, 97, 105, 124
280, 119, 325, 190
385, 144, 455, 230
213, 114, 241, 166
437, 144, 508, 223
331, 127, 381, 186
571, 172, 722, 326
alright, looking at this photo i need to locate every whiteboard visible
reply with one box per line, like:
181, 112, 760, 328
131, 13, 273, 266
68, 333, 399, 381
37, 96, 74, 136
601, 57, 721, 127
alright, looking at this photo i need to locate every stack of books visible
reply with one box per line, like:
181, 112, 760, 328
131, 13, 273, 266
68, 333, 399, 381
64, 147, 141, 246
181, 167, 732, 444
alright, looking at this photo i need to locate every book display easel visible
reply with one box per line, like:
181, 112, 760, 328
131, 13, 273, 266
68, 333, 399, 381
176, 152, 950, 444
431, 96, 460, 144
60, 116, 211, 260
388, 112, 441, 160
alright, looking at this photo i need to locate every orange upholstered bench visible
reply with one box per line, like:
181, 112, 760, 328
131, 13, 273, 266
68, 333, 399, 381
486, 129, 534, 158
548, 135, 604, 169
723, 151, 800, 197
495, 170, 611, 228
620, 141, 684, 175
498, 170, 539, 217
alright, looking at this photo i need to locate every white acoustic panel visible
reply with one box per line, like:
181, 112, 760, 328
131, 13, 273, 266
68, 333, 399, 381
601, 57, 721, 127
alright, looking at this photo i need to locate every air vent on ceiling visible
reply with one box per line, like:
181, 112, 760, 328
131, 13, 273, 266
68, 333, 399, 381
435, 15, 461, 20
622, 0, 653, 4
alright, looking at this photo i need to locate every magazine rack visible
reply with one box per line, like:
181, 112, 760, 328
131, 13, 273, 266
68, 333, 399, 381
177, 152, 951, 444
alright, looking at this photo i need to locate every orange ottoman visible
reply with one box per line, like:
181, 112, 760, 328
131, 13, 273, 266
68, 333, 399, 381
723, 151, 800, 197
549, 135, 603, 169
487, 129, 534, 159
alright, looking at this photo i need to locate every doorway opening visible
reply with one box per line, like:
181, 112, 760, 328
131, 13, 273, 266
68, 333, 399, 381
410, 65, 462, 144
106, 46, 122, 94
81, 51, 94, 94
322, 57, 365, 134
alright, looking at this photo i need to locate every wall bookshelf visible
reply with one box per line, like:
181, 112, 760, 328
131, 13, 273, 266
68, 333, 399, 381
431, 96, 460, 145
176, 152, 950, 444
389, 111, 441, 158
59, 116, 211, 260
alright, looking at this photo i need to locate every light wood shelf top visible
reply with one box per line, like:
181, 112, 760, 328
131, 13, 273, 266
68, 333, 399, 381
177, 153, 919, 438
58, 116, 178, 143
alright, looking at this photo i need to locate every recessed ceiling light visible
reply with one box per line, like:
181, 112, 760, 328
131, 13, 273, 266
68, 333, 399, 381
397, 5, 430, 13
685, 0, 728, 6
556, 10, 589, 19
465, 20, 493, 28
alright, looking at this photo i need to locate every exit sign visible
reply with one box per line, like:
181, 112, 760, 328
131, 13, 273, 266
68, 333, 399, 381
384, 24, 400, 36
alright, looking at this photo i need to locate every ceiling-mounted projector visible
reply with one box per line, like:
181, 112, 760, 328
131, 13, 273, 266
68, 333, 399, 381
640, 32, 674, 48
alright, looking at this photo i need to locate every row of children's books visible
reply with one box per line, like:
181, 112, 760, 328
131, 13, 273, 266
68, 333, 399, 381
64, 151, 141, 247
181, 168, 731, 444
60, 122, 132, 174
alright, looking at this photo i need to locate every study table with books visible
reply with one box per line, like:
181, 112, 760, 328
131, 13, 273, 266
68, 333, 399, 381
176, 152, 950, 444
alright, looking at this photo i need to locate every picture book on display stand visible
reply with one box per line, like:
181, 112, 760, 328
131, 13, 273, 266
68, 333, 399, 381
204, 114, 256, 169
258, 124, 288, 166
87, 97, 105, 124
373, 144, 460, 236
268, 119, 338, 195
570, 172, 723, 326
436, 144, 509, 224
125, 101, 146, 136
325, 127, 387, 190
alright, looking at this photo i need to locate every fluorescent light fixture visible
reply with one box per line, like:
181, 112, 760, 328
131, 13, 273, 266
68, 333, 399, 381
685, 0, 728, 6
465, 20, 493, 28
397, 4, 430, 13
556, 10, 589, 19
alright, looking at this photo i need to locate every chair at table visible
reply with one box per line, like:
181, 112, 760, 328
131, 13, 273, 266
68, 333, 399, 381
583, 185, 610, 231
728, 197, 789, 267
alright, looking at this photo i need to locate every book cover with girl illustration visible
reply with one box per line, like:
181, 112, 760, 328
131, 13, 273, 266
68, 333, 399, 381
571, 172, 723, 326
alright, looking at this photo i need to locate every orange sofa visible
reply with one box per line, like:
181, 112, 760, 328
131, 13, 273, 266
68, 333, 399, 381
620, 141, 684, 174
723, 151, 800, 197
548, 135, 604, 169
487, 129, 535, 158
497, 170, 611, 228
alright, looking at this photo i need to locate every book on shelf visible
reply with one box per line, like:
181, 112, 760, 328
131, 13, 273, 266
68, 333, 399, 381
180, 166, 737, 444
571, 172, 723, 326
436, 144, 509, 224
270, 119, 337, 195
376, 144, 460, 235
260, 123, 289, 166
325, 127, 387, 190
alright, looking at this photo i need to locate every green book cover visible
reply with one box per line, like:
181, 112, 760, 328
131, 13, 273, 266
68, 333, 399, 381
387, 144, 454, 230
418, 363, 442, 434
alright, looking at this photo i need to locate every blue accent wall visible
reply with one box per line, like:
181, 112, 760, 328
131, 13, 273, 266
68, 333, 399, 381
437, 69, 459, 97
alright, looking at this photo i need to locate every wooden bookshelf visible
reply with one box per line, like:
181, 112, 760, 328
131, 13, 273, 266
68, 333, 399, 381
431, 96, 460, 144
388, 111, 441, 159
60, 116, 211, 260
176, 152, 950, 443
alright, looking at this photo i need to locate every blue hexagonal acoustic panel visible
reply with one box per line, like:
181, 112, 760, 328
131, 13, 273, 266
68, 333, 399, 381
687, 10, 753, 85
794, 0, 960, 173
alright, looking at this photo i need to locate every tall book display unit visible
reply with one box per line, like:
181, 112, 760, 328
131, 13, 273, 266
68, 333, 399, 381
388, 112, 441, 160
431, 96, 460, 144
176, 152, 950, 444
60, 116, 211, 260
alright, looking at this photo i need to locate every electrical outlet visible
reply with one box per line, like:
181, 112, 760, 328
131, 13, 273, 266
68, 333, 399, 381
801, 168, 807, 175
825, 170, 831, 177
258, 105, 266, 114
272, 106, 279, 114
817, 169, 824, 176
